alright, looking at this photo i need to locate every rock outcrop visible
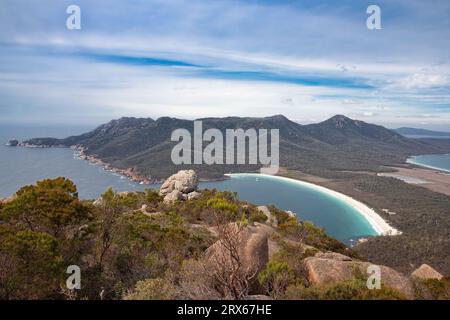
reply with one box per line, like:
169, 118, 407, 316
160, 170, 198, 195
257, 206, 278, 227
163, 189, 184, 203
205, 222, 270, 293
186, 191, 201, 200
285, 210, 296, 218
304, 251, 414, 297
411, 264, 443, 281
159, 170, 200, 203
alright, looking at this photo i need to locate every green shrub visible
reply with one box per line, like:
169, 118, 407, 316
0, 226, 64, 299
258, 261, 295, 298
284, 278, 408, 300
145, 189, 163, 206
267, 205, 291, 225
414, 277, 450, 300
124, 278, 177, 300
247, 206, 268, 223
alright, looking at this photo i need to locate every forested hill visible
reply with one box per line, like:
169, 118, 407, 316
23, 115, 450, 180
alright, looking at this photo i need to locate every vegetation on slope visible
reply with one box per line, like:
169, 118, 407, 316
23, 115, 450, 180
1, 178, 448, 300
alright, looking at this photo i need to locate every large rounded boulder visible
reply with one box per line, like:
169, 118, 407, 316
304, 252, 414, 298
160, 170, 199, 196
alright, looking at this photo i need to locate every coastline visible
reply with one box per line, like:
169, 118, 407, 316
19, 143, 230, 185
225, 173, 401, 237
406, 156, 450, 173
73, 145, 159, 185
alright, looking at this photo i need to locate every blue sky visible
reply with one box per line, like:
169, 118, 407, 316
0, 0, 449, 130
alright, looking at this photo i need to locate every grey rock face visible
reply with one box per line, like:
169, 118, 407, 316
411, 264, 443, 281
160, 170, 201, 203
160, 170, 199, 196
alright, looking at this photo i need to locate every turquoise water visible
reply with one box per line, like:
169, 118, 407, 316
407, 154, 450, 173
201, 174, 377, 242
0, 125, 377, 243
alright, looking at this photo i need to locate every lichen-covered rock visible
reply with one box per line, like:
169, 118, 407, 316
411, 264, 443, 281
314, 252, 353, 261
163, 189, 183, 203
186, 191, 201, 200
159, 170, 199, 196
304, 252, 414, 297
257, 206, 277, 227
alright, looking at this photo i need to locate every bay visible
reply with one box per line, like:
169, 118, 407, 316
0, 125, 377, 243
407, 154, 450, 173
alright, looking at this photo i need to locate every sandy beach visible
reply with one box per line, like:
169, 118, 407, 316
226, 173, 401, 237
379, 166, 450, 196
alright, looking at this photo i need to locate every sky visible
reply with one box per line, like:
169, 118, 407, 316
0, 0, 449, 130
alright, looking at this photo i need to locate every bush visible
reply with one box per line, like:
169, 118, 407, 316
0, 226, 64, 299
145, 189, 163, 208
278, 219, 360, 259
284, 278, 408, 300
124, 278, 177, 300
258, 261, 295, 298
414, 277, 450, 300
267, 205, 291, 225
247, 206, 268, 223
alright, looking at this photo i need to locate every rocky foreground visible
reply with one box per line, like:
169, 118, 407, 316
0, 170, 448, 300
115, 170, 447, 299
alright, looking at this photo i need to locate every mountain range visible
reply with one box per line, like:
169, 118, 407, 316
24, 115, 450, 180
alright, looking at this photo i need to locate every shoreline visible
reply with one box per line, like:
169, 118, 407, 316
406, 156, 450, 173
18, 143, 158, 184
19, 143, 230, 185
225, 173, 401, 237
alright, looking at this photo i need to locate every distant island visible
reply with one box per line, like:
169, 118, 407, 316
19, 114, 450, 277
6, 139, 18, 147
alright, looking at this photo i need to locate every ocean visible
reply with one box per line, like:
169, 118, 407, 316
0, 124, 384, 243
407, 154, 450, 173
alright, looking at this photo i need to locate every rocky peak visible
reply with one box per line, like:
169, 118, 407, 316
326, 115, 357, 129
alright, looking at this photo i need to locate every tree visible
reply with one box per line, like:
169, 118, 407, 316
0, 226, 63, 299
0, 178, 91, 299
1, 177, 89, 239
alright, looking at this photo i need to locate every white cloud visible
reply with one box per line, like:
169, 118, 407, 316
390, 73, 450, 90
0, 0, 449, 129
